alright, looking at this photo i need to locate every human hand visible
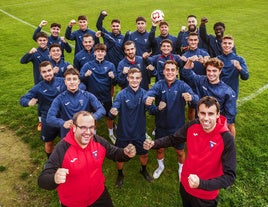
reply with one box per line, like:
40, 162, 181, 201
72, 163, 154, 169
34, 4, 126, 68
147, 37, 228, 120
95, 31, 102, 38
28, 98, 38, 106
69, 19, 76, 27
146, 64, 155, 71
63, 120, 73, 129
29, 48, 37, 54
181, 26, 187, 32
184, 59, 194, 69
182, 92, 192, 102
158, 101, 166, 111
85, 70, 92, 77
110, 108, 118, 116
124, 144, 136, 158
39, 20, 48, 28
53, 66, 59, 74
232, 60, 242, 71
108, 71, 115, 79
142, 51, 151, 59
143, 139, 155, 150
60, 36, 66, 43
54, 168, 69, 184
145, 96, 155, 106
188, 174, 200, 188
122, 67, 130, 74
101, 10, 108, 16
201, 17, 208, 25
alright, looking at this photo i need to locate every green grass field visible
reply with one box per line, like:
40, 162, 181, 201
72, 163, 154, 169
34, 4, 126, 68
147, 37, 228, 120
0, 0, 268, 206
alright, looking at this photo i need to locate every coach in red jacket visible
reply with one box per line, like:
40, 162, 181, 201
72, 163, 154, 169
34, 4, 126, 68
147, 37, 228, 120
38, 111, 136, 207
144, 96, 236, 207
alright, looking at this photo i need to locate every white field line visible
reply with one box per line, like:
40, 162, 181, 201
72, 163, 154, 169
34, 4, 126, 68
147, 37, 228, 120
0, 9, 74, 48
1, 9, 267, 106
237, 83, 268, 107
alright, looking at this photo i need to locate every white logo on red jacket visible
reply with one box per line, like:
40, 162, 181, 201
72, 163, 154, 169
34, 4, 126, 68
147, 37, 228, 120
70, 158, 78, 163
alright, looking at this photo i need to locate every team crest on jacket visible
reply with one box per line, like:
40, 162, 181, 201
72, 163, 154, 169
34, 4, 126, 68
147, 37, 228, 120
79, 99, 84, 106
209, 141, 216, 149
92, 150, 98, 158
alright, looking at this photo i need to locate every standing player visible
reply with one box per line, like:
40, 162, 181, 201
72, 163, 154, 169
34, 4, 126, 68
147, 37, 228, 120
217, 35, 249, 96
32, 20, 72, 59
144, 96, 236, 207
148, 21, 177, 55
46, 67, 105, 138
48, 44, 73, 77
96, 10, 125, 67
20, 61, 66, 158
65, 15, 99, 55
109, 68, 153, 187
181, 57, 237, 136
145, 60, 199, 179
80, 43, 117, 144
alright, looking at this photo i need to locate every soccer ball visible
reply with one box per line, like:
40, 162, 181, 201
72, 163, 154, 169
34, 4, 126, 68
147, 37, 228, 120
151, 10, 164, 23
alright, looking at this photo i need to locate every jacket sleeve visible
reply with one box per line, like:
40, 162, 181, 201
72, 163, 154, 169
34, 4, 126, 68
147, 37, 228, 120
20, 53, 33, 64
238, 56, 249, 80
38, 141, 68, 190
95, 135, 131, 162
63, 42, 72, 53
32, 26, 41, 41
199, 24, 209, 44
199, 131, 236, 190
65, 26, 75, 40
88, 93, 106, 120
153, 123, 188, 149
19, 86, 39, 107
46, 97, 65, 128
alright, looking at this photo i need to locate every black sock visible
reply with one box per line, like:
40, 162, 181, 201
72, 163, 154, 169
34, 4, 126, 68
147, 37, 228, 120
118, 169, 123, 176
141, 165, 147, 172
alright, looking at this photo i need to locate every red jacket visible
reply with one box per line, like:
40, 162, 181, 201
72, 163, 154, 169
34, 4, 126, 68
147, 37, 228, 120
38, 130, 130, 206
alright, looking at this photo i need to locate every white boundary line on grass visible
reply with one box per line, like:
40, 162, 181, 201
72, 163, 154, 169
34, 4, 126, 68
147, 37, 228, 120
1, 8, 268, 106
0, 9, 74, 48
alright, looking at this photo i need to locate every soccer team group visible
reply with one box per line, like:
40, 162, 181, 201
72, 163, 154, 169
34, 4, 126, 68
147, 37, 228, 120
20, 10, 248, 207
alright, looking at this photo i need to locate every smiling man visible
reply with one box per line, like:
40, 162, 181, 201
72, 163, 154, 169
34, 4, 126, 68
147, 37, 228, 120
143, 96, 236, 207
39, 111, 136, 207
181, 57, 237, 136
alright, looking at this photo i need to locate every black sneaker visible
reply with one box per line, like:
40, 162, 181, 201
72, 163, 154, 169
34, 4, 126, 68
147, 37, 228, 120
140, 169, 153, 182
115, 174, 124, 188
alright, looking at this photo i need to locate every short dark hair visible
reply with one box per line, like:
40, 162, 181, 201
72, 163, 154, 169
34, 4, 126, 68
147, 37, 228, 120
204, 58, 224, 70
213, 22, 225, 30
36, 32, 48, 39
160, 39, 173, 46
50, 23, 61, 28
136, 16, 146, 23
159, 21, 169, 27
78, 15, 88, 21
39, 61, 52, 71
164, 60, 178, 69
64, 67, 80, 77
111, 19, 120, 24
198, 96, 220, 114
124, 40, 135, 49
187, 14, 197, 19
49, 43, 61, 51
94, 43, 107, 51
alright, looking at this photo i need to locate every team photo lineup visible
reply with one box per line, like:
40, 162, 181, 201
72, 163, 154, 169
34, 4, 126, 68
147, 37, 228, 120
18, 7, 249, 207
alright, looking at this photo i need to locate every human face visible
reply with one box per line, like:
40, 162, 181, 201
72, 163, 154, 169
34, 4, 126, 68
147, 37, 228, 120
40, 64, 54, 82
127, 72, 142, 91
206, 65, 221, 84
124, 43, 136, 60
37, 37, 48, 49
214, 25, 224, 38
159, 24, 169, 36
198, 104, 220, 133
94, 49, 106, 61
136, 21, 146, 33
64, 74, 80, 93
187, 17, 197, 32
222, 38, 234, 55
49, 47, 62, 61
160, 42, 172, 56
78, 19, 88, 31
163, 63, 178, 84
73, 115, 95, 148
50, 26, 60, 37
188, 35, 199, 50
111, 22, 121, 35
82, 36, 94, 51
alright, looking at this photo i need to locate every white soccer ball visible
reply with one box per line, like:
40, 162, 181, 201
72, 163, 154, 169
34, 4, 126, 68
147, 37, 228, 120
151, 10, 164, 23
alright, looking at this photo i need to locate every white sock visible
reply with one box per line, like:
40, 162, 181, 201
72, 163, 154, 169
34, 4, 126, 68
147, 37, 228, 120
157, 158, 165, 169
38, 116, 41, 122
108, 128, 114, 136
94, 130, 97, 135
178, 163, 183, 174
